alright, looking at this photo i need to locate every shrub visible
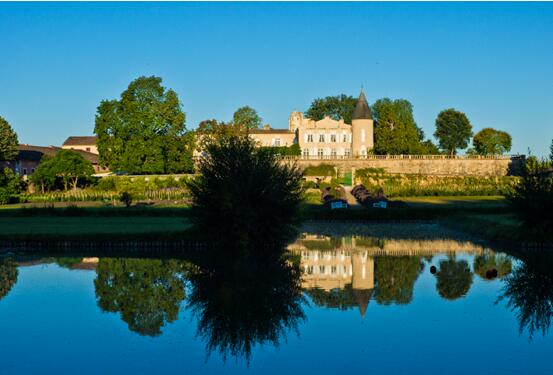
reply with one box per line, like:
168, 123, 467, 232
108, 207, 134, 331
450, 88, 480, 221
187, 134, 303, 254
507, 159, 553, 238
0, 167, 25, 204
120, 191, 133, 207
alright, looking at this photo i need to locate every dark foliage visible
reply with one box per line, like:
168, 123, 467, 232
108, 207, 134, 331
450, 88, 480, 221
507, 158, 553, 238
119, 191, 133, 207
187, 255, 306, 362
187, 134, 303, 254
497, 254, 553, 339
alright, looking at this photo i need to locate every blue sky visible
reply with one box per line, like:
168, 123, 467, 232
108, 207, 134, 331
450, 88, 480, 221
1, 2, 552, 156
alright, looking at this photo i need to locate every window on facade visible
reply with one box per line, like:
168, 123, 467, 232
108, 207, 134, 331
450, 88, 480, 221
303, 149, 309, 157
331, 134, 336, 142
331, 266, 337, 275
345, 148, 351, 157
317, 148, 324, 158
343, 134, 347, 142
274, 138, 281, 146
23, 168, 27, 175
319, 266, 325, 274
307, 134, 313, 143
86, 147, 91, 152
331, 149, 337, 157
361, 129, 366, 142
319, 134, 325, 142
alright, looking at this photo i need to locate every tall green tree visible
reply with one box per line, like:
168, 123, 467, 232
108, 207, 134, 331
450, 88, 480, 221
94, 76, 190, 174
233, 106, 262, 129
434, 109, 473, 155
473, 128, 512, 155
372, 98, 425, 155
305, 94, 358, 124
549, 139, 553, 162
0, 116, 18, 161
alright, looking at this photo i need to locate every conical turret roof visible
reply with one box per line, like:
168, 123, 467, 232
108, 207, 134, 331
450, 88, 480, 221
352, 288, 373, 318
352, 90, 372, 120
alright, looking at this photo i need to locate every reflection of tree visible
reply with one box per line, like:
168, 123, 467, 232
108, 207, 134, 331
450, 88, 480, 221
94, 258, 188, 336
0, 258, 18, 300
305, 285, 357, 310
498, 258, 553, 339
56, 258, 84, 269
436, 258, 473, 300
375, 256, 423, 305
473, 253, 512, 281
187, 256, 305, 362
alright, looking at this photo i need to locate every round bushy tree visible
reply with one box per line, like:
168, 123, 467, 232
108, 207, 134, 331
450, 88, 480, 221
434, 109, 473, 155
473, 128, 512, 155
187, 134, 303, 254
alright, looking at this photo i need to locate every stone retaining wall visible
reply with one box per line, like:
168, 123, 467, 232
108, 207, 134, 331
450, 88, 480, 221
287, 156, 524, 176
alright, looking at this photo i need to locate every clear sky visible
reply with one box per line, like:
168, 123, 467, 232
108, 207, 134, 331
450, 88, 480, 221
1, 2, 552, 157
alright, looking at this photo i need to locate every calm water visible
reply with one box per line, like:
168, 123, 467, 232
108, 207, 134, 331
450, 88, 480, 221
1, 224, 552, 374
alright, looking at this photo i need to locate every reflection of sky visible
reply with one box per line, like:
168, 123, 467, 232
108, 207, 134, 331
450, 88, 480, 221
0, 255, 552, 375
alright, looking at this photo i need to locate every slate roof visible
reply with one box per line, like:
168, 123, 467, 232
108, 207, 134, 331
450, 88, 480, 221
352, 90, 372, 120
62, 136, 98, 146
16, 144, 99, 164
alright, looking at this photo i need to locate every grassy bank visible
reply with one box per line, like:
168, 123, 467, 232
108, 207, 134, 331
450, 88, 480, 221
0, 196, 501, 240
0, 196, 549, 245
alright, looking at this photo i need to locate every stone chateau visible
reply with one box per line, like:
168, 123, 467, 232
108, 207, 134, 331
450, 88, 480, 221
250, 90, 374, 158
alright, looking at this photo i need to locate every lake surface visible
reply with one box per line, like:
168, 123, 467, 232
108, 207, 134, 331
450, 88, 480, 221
1, 224, 552, 374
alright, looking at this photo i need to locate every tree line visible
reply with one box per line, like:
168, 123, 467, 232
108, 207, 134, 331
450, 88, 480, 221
0, 75, 547, 197
306, 94, 513, 156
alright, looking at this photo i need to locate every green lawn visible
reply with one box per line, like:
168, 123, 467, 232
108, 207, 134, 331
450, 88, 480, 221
0, 216, 190, 240
0, 195, 518, 243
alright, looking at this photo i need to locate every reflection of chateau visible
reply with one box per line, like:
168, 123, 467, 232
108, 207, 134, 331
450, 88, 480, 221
288, 234, 487, 317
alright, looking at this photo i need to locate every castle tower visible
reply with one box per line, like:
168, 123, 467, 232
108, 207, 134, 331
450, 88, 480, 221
351, 90, 374, 156
288, 111, 303, 132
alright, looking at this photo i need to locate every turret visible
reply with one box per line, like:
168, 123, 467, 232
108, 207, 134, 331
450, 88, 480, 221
288, 111, 303, 132
351, 90, 374, 156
